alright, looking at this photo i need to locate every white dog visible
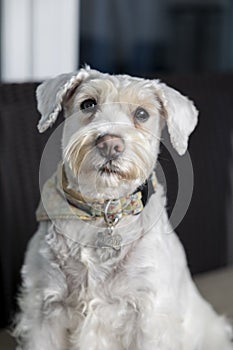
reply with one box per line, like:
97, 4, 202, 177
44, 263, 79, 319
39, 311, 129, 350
14, 67, 233, 350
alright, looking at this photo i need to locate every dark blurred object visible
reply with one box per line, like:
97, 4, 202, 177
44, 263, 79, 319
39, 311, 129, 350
80, 0, 233, 75
169, 1, 233, 72
157, 73, 233, 274
80, 0, 168, 75
0, 74, 232, 328
0, 83, 62, 328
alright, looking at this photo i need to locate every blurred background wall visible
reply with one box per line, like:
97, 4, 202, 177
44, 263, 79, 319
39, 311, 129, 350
1, 0, 79, 81
1, 0, 233, 80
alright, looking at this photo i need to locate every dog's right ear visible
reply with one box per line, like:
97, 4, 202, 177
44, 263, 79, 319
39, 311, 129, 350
36, 67, 91, 133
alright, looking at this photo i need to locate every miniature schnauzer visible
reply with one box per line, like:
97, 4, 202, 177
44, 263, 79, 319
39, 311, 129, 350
14, 67, 233, 350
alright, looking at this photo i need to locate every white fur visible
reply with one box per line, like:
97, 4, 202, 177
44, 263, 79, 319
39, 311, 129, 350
14, 68, 232, 350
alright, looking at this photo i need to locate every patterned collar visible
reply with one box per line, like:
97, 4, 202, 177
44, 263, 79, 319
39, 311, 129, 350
36, 164, 156, 224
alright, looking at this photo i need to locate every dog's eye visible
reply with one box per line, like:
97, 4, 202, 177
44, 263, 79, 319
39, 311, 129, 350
134, 107, 150, 122
80, 98, 97, 112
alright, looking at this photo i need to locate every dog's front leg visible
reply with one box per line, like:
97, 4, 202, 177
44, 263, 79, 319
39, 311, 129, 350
15, 316, 68, 350
14, 227, 70, 350
15, 288, 70, 350
71, 298, 157, 350
73, 312, 123, 350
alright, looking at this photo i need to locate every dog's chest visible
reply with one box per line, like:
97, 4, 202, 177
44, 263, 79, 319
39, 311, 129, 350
62, 246, 128, 327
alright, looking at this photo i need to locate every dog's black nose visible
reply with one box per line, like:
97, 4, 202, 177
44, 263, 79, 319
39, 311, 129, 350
96, 134, 125, 160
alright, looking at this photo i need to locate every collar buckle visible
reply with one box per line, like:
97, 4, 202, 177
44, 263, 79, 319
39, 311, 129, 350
104, 200, 123, 228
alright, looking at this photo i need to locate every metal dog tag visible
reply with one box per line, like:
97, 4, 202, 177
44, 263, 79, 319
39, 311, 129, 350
97, 230, 122, 251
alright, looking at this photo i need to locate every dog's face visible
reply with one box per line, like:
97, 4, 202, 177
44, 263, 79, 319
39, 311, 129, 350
37, 67, 198, 199
61, 75, 164, 198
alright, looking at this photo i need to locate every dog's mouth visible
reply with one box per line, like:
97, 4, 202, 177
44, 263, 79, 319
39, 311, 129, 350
99, 161, 121, 174
99, 161, 124, 177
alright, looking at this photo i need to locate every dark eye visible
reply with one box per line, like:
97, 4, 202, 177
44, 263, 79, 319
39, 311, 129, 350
134, 107, 150, 122
80, 98, 97, 112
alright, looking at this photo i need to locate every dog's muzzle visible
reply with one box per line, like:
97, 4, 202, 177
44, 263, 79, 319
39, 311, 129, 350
96, 134, 125, 160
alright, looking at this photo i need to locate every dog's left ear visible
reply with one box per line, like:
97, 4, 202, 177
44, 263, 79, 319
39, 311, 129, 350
156, 82, 198, 155
36, 67, 91, 133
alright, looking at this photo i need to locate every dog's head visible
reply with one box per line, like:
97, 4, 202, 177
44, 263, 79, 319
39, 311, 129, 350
36, 66, 198, 199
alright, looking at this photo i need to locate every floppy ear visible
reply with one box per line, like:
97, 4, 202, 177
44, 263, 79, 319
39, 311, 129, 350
36, 67, 91, 133
156, 82, 198, 155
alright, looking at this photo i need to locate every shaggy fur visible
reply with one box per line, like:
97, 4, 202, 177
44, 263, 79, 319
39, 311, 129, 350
14, 67, 233, 349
